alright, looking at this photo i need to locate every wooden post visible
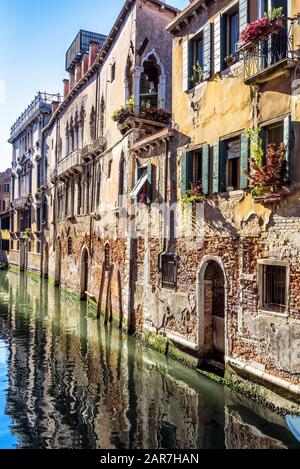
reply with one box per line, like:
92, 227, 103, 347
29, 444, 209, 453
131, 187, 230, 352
104, 264, 114, 325
97, 261, 106, 320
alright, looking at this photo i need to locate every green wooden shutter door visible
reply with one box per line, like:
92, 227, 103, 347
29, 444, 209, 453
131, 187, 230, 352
202, 144, 210, 195
147, 163, 153, 202
213, 143, 220, 193
203, 23, 212, 80
284, 115, 292, 182
239, 0, 248, 34
240, 132, 249, 190
219, 140, 227, 193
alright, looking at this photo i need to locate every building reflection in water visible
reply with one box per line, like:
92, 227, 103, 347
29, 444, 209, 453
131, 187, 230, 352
0, 271, 299, 449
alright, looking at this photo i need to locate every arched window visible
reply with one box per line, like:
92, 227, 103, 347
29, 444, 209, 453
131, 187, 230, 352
100, 96, 105, 137
140, 54, 161, 108
104, 243, 111, 272
65, 121, 70, 156
95, 163, 101, 209
77, 175, 82, 215
119, 154, 125, 197
125, 55, 133, 102
90, 106, 96, 140
79, 104, 86, 146
67, 237, 73, 255
74, 111, 79, 149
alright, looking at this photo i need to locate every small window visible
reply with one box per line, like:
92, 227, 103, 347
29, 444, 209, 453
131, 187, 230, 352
67, 237, 73, 256
104, 243, 111, 272
225, 138, 241, 191
108, 160, 112, 179
262, 264, 287, 312
1, 240, 9, 252
190, 34, 204, 87
222, 6, 240, 69
161, 253, 177, 290
111, 62, 116, 82
36, 240, 41, 254
265, 122, 284, 148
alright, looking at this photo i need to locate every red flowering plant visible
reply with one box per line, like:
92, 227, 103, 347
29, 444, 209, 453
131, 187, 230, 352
239, 7, 284, 50
243, 143, 286, 198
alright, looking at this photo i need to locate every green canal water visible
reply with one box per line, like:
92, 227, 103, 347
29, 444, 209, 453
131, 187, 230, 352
0, 270, 299, 449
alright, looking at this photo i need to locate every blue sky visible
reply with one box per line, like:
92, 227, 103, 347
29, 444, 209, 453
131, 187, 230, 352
0, 0, 186, 171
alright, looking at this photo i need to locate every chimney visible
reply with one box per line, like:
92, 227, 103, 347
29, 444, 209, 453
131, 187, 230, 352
88, 41, 99, 68
75, 60, 82, 83
63, 79, 70, 98
69, 69, 75, 90
82, 53, 89, 76
52, 101, 59, 114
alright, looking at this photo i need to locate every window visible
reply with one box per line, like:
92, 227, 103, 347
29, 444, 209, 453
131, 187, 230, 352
36, 240, 41, 254
1, 240, 9, 252
225, 138, 241, 191
111, 62, 116, 82
119, 157, 125, 197
140, 54, 160, 107
181, 150, 203, 195
161, 253, 177, 290
107, 160, 112, 179
261, 264, 287, 312
37, 163, 41, 189
67, 237, 73, 256
130, 164, 153, 204
104, 243, 111, 272
222, 5, 240, 69
265, 122, 284, 148
190, 34, 204, 87
1, 217, 9, 230
4, 184, 9, 193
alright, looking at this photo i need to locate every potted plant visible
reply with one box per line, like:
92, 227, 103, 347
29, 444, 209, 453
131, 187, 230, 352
190, 61, 203, 87
224, 54, 236, 67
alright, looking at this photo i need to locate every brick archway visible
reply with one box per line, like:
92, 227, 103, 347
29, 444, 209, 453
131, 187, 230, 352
197, 256, 228, 364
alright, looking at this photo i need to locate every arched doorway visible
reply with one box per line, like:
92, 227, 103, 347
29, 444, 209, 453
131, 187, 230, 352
54, 238, 61, 287
198, 257, 226, 364
43, 242, 49, 279
140, 50, 166, 110
80, 247, 89, 301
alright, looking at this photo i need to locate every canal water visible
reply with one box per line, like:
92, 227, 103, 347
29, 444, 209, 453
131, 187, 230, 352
0, 270, 299, 450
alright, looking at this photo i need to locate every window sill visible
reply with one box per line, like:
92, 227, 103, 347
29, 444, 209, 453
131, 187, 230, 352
258, 308, 288, 319
188, 80, 207, 94
218, 190, 245, 199
220, 60, 242, 77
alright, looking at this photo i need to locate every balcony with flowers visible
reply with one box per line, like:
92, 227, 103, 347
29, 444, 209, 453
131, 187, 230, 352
238, 8, 296, 85
112, 96, 171, 135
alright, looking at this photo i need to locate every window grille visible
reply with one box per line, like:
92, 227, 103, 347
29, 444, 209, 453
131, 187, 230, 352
262, 265, 287, 312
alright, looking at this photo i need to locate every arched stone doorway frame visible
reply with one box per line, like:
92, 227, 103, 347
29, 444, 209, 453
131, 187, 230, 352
54, 237, 62, 287
196, 255, 229, 360
80, 246, 90, 300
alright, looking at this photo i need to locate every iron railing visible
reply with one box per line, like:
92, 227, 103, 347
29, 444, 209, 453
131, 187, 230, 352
243, 26, 295, 83
57, 149, 82, 178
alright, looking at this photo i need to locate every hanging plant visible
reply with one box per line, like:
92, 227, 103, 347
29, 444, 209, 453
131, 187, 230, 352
246, 127, 264, 167
181, 182, 206, 209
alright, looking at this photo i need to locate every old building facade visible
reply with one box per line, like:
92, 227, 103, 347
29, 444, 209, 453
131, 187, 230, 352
43, 0, 177, 330
0, 168, 11, 262
8, 92, 60, 273
131, 0, 300, 406
6, 0, 300, 410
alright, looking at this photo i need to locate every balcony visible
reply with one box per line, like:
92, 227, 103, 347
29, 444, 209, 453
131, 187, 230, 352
57, 149, 83, 180
81, 136, 106, 161
113, 105, 171, 136
242, 25, 296, 85
14, 197, 32, 212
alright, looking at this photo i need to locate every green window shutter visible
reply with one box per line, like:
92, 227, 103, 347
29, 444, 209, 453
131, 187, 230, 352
181, 151, 193, 196
202, 144, 210, 195
203, 23, 212, 80
213, 144, 220, 193
214, 15, 221, 74
239, 0, 248, 34
240, 132, 249, 190
147, 163, 153, 202
219, 140, 227, 192
284, 115, 292, 182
